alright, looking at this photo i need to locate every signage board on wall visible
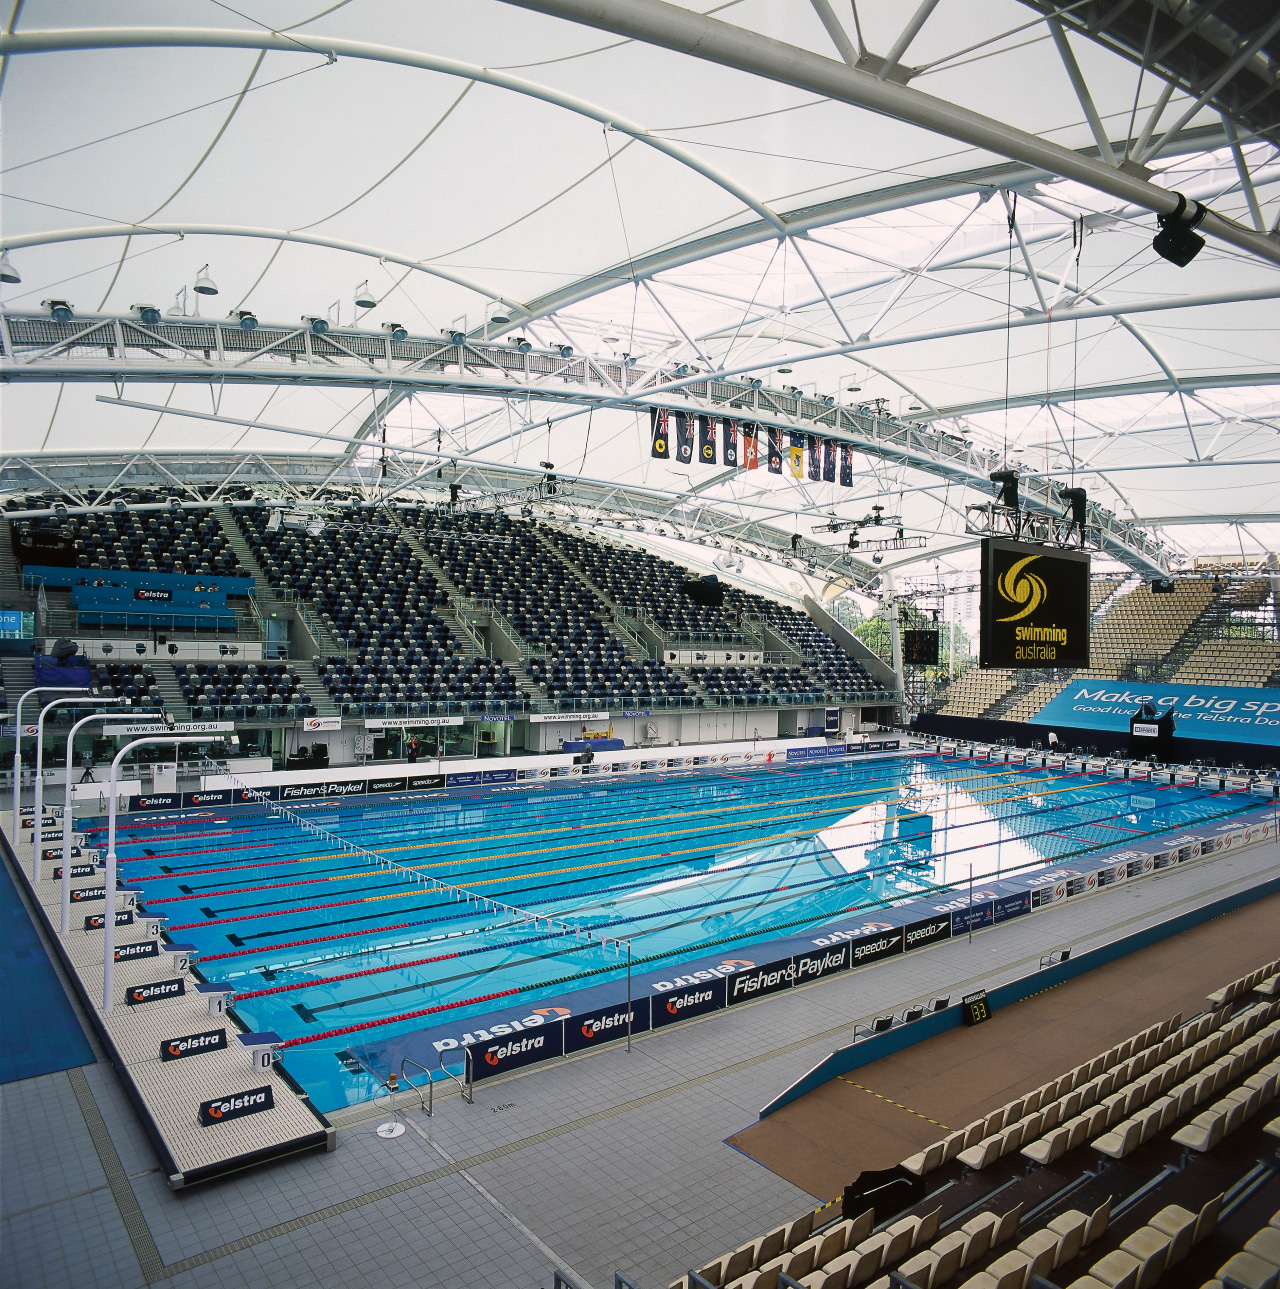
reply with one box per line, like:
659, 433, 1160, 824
529, 711, 609, 724
1031, 680, 1280, 746
364, 716, 463, 729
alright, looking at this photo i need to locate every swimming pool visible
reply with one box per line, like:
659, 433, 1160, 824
87, 753, 1261, 1110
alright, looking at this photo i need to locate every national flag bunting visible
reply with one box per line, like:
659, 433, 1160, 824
649, 407, 670, 459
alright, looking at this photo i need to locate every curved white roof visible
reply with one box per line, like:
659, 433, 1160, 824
2, 1, 1279, 600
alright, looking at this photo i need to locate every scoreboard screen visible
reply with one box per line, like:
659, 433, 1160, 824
902, 629, 939, 666
961, 988, 993, 1027
980, 537, 1090, 669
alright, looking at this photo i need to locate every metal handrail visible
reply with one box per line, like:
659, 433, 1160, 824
400, 1057, 434, 1115
441, 1047, 473, 1104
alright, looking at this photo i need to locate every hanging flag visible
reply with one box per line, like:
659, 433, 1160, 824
788, 433, 805, 478
649, 407, 670, 459
823, 438, 836, 483
674, 411, 695, 464
698, 415, 717, 465
742, 424, 759, 470
767, 426, 783, 474
722, 418, 739, 468
807, 435, 822, 482
839, 443, 854, 487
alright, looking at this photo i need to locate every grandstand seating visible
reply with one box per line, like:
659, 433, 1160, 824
177, 661, 317, 720
416, 512, 695, 708
1079, 579, 1216, 678
236, 508, 527, 715
1172, 640, 1280, 687
16, 506, 244, 577
1002, 679, 1065, 725
934, 668, 1016, 718
704, 957, 1280, 1289
92, 660, 166, 709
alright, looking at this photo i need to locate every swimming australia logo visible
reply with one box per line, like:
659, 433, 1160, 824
199, 1085, 273, 1126
996, 554, 1047, 622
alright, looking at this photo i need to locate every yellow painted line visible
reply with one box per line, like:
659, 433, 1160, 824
836, 1076, 952, 1129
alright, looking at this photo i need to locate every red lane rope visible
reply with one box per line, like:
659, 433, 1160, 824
201, 922, 417, 961
278, 988, 520, 1049
233, 950, 461, 1000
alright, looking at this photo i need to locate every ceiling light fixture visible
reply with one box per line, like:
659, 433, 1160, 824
304, 316, 329, 334
0, 251, 20, 284
382, 322, 407, 340
1153, 193, 1207, 267
43, 299, 73, 323
354, 281, 377, 310
131, 303, 161, 326
192, 265, 218, 296
235, 309, 258, 330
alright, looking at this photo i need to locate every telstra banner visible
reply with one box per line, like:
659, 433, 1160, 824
1031, 680, 1280, 746
980, 537, 1090, 669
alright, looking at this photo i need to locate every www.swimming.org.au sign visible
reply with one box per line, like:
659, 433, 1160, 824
1031, 681, 1280, 746
980, 537, 1090, 669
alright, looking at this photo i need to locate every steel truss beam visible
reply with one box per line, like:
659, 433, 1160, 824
0, 310, 1176, 573
493, 0, 1280, 268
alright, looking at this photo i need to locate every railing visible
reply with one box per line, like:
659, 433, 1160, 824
615, 608, 762, 651
337, 698, 531, 717
272, 587, 351, 658
189, 701, 318, 721
399, 1052, 473, 1115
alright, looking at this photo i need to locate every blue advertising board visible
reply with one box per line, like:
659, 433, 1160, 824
1030, 680, 1280, 746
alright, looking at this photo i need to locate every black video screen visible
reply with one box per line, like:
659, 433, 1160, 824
902, 629, 939, 665
980, 537, 1090, 669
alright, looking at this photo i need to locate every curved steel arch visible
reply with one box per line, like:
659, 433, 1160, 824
0, 222, 528, 310
0, 27, 786, 234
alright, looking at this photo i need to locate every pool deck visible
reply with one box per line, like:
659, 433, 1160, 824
4, 772, 1280, 1288
1, 821, 334, 1190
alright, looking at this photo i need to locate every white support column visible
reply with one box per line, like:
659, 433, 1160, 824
1221, 114, 1267, 233
1047, 20, 1117, 168
879, 0, 942, 82
807, 0, 857, 66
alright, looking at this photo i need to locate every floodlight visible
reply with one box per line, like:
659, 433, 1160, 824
167, 497, 181, 511
43, 299, 74, 323
54, 503, 67, 517
131, 303, 162, 325
1153, 193, 1206, 267
513, 337, 532, 353
113, 500, 127, 513
791, 533, 801, 552
558, 344, 573, 359
354, 280, 377, 310
674, 364, 690, 376
382, 322, 407, 341
448, 330, 466, 345
990, 469, 1020, 509
846, 385, 861, 392
776, 367, 792, 374
823, 395, 835, 405
872, 554, 883, 564
0, 251, 20, 284
304, 316, 329, 334
192, 265, 219, 296
539, 461, 555, 470
232, 309, 258, 330
749, 378, 762, 390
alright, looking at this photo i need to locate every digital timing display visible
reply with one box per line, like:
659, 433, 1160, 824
980, 538, 1090, 669
902, 629, 940, 666
961, 988, 993, 1027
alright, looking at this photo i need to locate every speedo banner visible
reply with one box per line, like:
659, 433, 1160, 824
1031, 680, 1280, 746
980, 537, 1090, 669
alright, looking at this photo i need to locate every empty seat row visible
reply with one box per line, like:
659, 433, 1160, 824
876, 1203, 1022, 1289
1208, 958, 1280, 1008
915, 1012, 1182, 1176
962, 1196, 1109, 1289
1199, 1202, 1280, 1289
1062, 1192, 1220, 1289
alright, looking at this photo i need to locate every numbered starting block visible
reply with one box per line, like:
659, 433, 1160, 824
161, 942, 197, 974
141, 916, 168, 938
237, 1031, 283, 1073
196, 981, 237, 1018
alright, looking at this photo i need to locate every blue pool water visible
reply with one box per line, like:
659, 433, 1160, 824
85, 755, 1258, 1110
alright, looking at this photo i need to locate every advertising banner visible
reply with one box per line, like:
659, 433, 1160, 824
408, 774, 447, 791
792, 943, 851, 985
279, 779, 366, 801
564, 1000, 649, 1053
161, 1028, 228, 1061
980, 537, 1090, 669
727, 958, 796, 1006
114, 940, 159, 963
468, 1024, 564, 1080
125, 977, 185, 1006
1031, 680, 1280, 746
84, 911, 133, 930
363, 716, 463, 729
652, 978, 726, 1027
903, 913, 953, 952
303, 715, 342, 732
199, 1085, 274, 1126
